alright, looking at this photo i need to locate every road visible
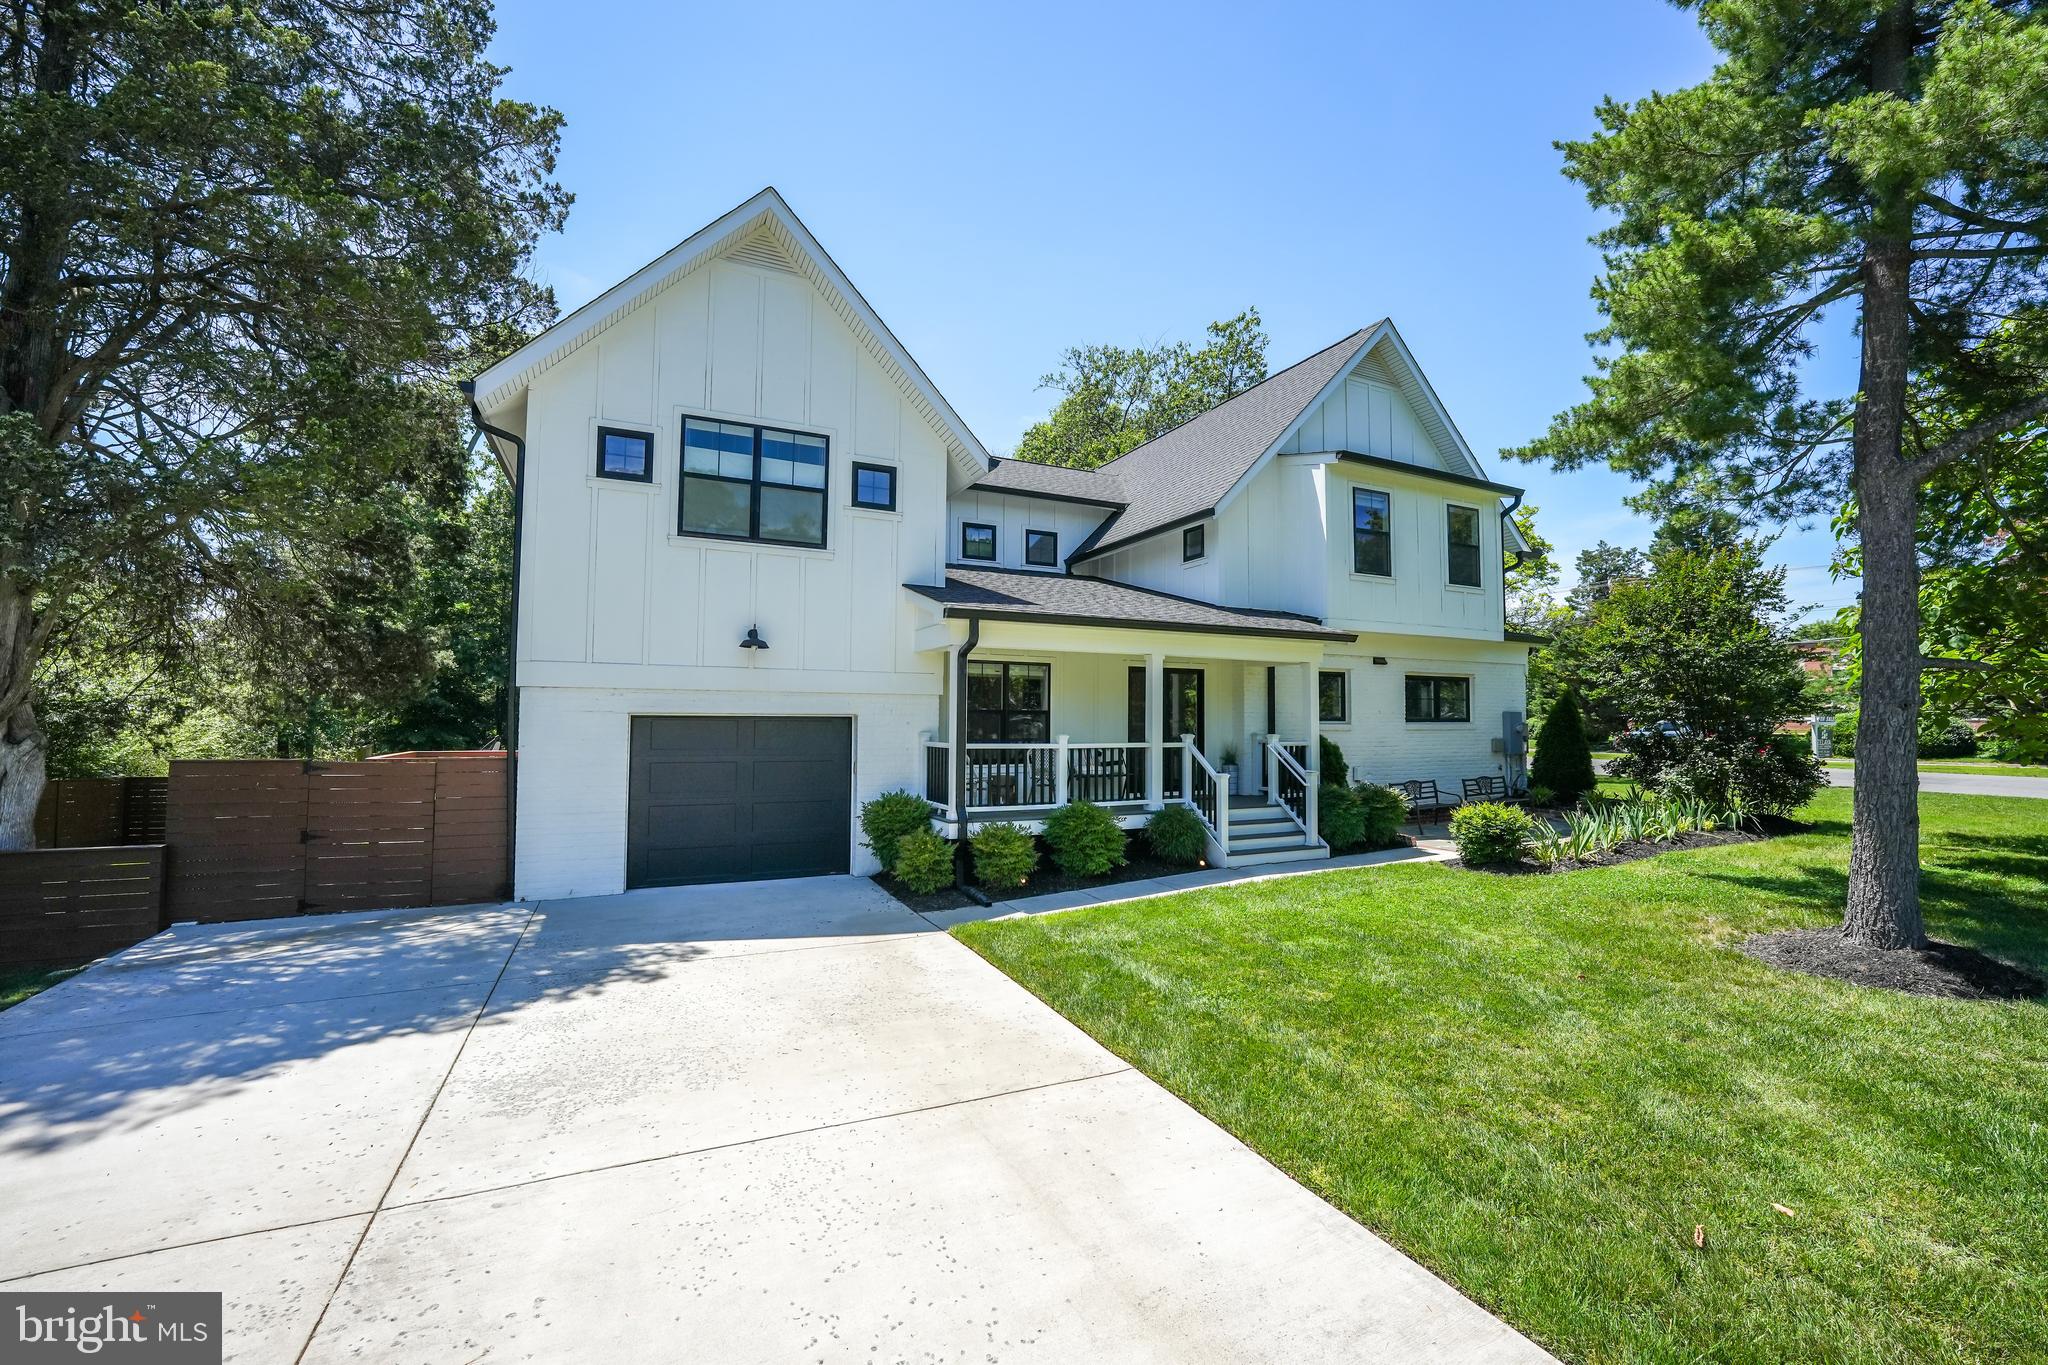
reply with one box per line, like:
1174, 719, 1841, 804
1823, 765, 2048, 800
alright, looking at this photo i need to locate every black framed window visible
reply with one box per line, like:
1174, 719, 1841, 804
1024, 529, 1058, 567
1319, 670, 1348, 724
679, 417, 827, 547
1183, 524, 1205, 561
596, 427, 653, 482
1447, 505, 1482, 587
851, 462, 896, 511
961, 522, 996, 561
1405, 675, 1472, 722
967, 661, 1050, 741
1353, 488, 1391, 576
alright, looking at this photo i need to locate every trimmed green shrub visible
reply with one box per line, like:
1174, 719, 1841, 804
1319, 735, 1349, 783
1355, 783, 1409, 850
1450, 801, 1538, 866
1655, 733, 1823, 815
860, 790, 934, 872
1042, 799, 1128, 877
893, 828, 955, 894
1144, 804, 1209, 866
1318, 782, 1367, 851
1917, 714, 1978, 758
1529, 686, 1597, 804
970, 821, 1038, 890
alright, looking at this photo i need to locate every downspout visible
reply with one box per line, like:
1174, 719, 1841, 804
457, 379, 526, 901
1498, 489, 1525, 634
952, 615, 981, 895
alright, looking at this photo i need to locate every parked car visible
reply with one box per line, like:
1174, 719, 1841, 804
1622, 720, 1691, 745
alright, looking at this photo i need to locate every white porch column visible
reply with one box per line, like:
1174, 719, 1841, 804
1054, 735, 1070, 807
1144, 651, 1165, 809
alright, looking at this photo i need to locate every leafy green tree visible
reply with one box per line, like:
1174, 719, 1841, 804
1530, 687, 1598, 804
1505, 504, 1560, 635
0, 0, 567, 845
1013, 309, 1267, 468
1584, 546, 1821, 809
1513, 1, 2048, 948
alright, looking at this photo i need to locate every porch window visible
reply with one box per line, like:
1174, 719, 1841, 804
1319, 670, 1348, 724
1353, 488, 1390, 576
1447, 505, 1482, 587
1025, 529, 1058, 567
596, 427, 653, 482
679, 417, 827, 547
961, 522, 997, 561
967, 661, 1050, 741
1405, 674, 1471, 722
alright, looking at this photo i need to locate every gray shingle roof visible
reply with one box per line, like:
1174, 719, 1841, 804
970, 458, 1126, 505
1071, 327, 1379, 561
905, 566, 1355, 641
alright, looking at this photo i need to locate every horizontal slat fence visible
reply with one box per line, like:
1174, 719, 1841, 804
33, 776, 171, 849
0, 846, 165, 966
165, 756, 509, 922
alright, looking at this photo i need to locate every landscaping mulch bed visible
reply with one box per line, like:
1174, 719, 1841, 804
1453, 814, 1812, 876
1738, 928, 2046, 1000
875, 852, 1197, 914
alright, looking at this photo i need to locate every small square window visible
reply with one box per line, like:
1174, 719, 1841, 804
1182, 524, 1206, 562
1024, 529, 1058, 567
852, 463, 897, 511
1319, 670, 1348, 724
596, 427, 653, 482
961, 522, 997, 561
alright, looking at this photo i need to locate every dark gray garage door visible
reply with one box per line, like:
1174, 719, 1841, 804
627, 716, 852, 888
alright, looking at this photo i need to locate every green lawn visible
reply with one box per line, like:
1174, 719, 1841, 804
0, 963, 84, 1011
1824, 758, 2048, 779
954, 789, 2048, 1364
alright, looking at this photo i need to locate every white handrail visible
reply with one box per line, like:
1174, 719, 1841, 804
1182, 733, 1230, 850
1269, 742, 1315, 839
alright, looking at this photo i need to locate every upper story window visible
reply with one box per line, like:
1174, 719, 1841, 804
1353, 488, 1391, 576
852, 462, 897, 511
680, 417, 828, 547
1319, 670, 1349, 724
1182, 524, 1206, 562
1447, 505, 1482, 587
1405, 674, 1471, 722
596, 427, 653, 482
961, 522, 997, 561
1025, 529, 1058, 567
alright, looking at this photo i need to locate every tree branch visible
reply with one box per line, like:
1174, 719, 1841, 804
1908, 393, 2048, 480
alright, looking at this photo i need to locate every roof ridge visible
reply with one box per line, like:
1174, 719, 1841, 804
1094, 324, 1381, 473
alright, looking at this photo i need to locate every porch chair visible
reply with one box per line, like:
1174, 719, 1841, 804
1459, 775, 1525, 807
1396, 779, 1456, 831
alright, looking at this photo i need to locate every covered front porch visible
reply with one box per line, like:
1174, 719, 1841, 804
908, 576, 1352, 865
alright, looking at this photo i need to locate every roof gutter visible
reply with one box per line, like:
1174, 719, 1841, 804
458, 379, 526, 900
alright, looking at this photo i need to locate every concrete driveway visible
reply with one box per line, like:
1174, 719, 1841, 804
1, 879, 1551, 1363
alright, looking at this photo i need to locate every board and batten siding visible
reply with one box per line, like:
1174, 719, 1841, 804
517, 251, 952, 690
946, 491, 1110, 571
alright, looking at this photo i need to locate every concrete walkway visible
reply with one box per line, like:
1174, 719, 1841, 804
1823, 764, 2048, 799
0, 877, 1552, 1364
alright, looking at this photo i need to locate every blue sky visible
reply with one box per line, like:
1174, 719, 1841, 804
488, 0, 1860, 618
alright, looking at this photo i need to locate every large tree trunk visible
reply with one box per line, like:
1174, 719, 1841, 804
1841, 7, 1925, 950
0, 582, 46, 851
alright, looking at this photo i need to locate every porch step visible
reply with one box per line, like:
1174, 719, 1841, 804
1229, 830, 1318, 852
1228, 842, 1331, 868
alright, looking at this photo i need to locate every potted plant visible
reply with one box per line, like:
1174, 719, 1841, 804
1220, 745, 1240, 785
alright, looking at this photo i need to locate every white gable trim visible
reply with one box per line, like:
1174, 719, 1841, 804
471, 187, 992, 484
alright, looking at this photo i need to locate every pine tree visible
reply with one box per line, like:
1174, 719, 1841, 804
1530, 687, 1598, 804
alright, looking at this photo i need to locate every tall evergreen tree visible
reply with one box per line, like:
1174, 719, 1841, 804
1530, 687, 1598, 804
1514, 1, 2048, 948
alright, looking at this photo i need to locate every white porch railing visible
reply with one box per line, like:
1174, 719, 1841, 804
925, 738, 1186, 813
1182, 733, 1230, 852
1266, 741, 1317, 842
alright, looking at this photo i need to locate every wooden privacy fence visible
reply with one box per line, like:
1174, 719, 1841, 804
0, 845, 165, 966
165, 755, 510, 922
32, 777, 169, 849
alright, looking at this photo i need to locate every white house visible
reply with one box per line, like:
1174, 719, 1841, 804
466, 189, 1537, 898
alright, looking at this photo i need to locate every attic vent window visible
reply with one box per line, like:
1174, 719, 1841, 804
726, 235, 798, 273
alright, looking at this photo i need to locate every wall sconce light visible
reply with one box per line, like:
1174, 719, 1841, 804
1371, 656, 1388, 666
740, 626, 769, 651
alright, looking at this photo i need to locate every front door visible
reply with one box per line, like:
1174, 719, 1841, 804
1127, 667, 1205, 749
